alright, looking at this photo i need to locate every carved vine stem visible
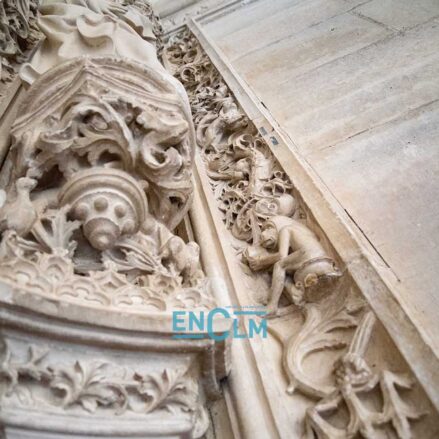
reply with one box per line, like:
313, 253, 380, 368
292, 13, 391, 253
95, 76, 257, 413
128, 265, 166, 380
0, 339, 203, 418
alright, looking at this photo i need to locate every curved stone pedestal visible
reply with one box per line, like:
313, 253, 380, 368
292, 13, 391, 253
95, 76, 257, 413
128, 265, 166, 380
0, 282, 231, 439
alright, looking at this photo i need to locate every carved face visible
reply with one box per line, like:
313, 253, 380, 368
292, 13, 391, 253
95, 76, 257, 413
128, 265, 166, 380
260, 226, 278, 249
255, 194, 296, 218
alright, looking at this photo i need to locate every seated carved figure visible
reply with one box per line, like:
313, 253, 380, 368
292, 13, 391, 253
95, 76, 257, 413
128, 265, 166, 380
244, 214, 340, 317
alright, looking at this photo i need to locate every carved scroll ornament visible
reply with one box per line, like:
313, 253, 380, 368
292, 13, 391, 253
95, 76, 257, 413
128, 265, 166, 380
305, 312, 424, 439
20, 0, 165, 85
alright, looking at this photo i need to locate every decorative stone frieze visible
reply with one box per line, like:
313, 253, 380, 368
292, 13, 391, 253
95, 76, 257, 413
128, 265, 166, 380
163, 28, 340, 319
163, 27, 432, 439
0, 339, 206, 421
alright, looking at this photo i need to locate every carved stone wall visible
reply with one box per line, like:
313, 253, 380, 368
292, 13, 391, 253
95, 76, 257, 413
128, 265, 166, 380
0, 1, 438, 438
0, 2, 230, 438
162, 27, 439, 439
0, 0, 40, 84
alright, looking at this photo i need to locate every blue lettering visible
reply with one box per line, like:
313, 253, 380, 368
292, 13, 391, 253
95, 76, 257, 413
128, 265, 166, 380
248, 318, 267, 338
172, 311, 186, 332
189, 311, 205, 331
233, 318, 247, 339
207, 308, 230, 341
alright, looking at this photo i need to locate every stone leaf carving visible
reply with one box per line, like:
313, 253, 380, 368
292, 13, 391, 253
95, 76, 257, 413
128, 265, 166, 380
0, 215, 214, 312
123, 0, 164, 51
12, 57, 194, 230
164, 29, 340, 317
0, 56, 215, 312
0, 338, 208, 437
281, 287, 364, 399
164, 30, 293, 242
305, 312, 424, 439
0, 0, 40, 82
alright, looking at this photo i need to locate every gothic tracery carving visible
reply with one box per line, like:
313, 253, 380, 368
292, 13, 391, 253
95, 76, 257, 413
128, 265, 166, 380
0, 56, 214, 312
0, 1, 216, 314
0, 4, 226, 438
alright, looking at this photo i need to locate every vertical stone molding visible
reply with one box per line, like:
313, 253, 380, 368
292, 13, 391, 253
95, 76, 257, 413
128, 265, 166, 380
0, 3, 230, 438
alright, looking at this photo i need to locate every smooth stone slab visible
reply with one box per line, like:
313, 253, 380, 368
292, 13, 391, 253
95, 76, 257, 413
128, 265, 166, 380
232, 12, 390, 92
354, 0, 439, 31
307, 100, 439, 353
211, 0, 369, 61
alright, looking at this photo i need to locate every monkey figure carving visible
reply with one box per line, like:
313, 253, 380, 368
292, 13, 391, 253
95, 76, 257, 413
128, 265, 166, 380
244, 214, 340, 317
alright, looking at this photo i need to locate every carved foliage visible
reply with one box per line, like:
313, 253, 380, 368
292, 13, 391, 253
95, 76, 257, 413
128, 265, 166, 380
164, 29, 293, 243
123, 0, 164, 50
164, 29, 423, 439
164, 29, 339, 316
0, 339, 207, 429
305, 313, 424, 439
0, 0, 40, 82
284, 289, 364, 399
0, 57, 214, 312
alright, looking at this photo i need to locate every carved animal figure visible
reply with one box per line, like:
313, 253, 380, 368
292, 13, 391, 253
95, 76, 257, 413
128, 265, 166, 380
243, 215, 339, 317
0, 177, 40, 235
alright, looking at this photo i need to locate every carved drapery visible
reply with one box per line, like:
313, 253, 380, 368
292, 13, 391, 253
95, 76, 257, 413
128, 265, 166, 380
163, 28, 428, 439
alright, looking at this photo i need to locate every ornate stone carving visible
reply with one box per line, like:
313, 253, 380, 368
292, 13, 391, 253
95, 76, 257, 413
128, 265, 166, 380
0, 56, 214, 312
243, 215, 340, 317
0, 338, 208, 437
20, 0, 165, 85
269, 286, 365, 399
123, 0, 164, 51
0, 5, 226, 439
163, 29, 339, 317
0, 0, 40, 82
0, 2, 218, 315
163, 29, 428, 439
305, 312, 424, 439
